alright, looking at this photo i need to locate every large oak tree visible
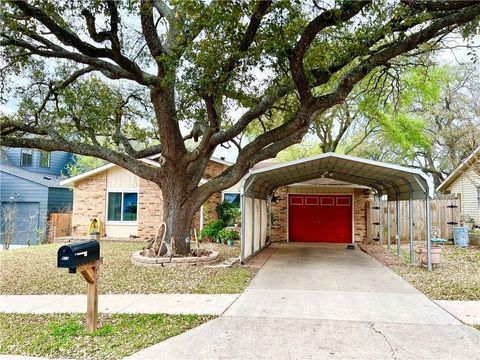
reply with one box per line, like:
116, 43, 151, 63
1, 0, 480, 254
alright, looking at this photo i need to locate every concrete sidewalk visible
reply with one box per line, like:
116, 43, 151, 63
0, 293, 239, 315
127, 243, 480, 360
434, 300, 480, 325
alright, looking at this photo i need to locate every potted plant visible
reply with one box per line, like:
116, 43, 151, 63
453, 214, 472, 247
218, 228, 239, 246
469, 226, 480, 247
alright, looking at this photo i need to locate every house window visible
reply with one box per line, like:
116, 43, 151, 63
107, 192, 138, 222
20, 149, 33, 167
39, 151, 51, 168
223, 192, 240, 207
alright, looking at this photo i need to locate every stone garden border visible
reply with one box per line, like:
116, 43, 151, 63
131, 250, 219, 267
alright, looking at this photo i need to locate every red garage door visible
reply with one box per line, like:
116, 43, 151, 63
288, 194, 352, 243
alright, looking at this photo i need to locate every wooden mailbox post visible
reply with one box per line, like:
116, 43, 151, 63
77, 259, 102, 332
57, 240, 102, 332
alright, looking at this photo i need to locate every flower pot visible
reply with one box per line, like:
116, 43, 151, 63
227, 239, 235, 247
469, 233, 480, 247
418, 246, 442, 266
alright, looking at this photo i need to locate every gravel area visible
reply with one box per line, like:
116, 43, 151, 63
360, 243, 480, 301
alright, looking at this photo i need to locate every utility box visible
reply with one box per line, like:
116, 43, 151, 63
57, 240, 100, 273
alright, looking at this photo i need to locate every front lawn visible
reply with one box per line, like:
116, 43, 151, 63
0, 313, 213, 360
0, 241, 253, 295
360, 243, 480, 300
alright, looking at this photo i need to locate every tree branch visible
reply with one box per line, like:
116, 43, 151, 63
289, 1, 370, 101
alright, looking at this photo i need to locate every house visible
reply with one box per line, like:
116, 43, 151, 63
0, 148, 74, 245
60, 156, 239, 238
60, 154, 373, 243
437, 147, 480, 224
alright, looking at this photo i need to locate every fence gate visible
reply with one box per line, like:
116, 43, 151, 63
370, 195, 460, 243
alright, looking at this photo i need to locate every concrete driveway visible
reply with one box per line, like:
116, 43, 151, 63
127, 243, 480, 360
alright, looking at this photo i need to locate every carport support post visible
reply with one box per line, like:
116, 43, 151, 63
251, 184, 255, 256
386, 197, 391, 249
426, 194, 432, 271
268, 196, 272, 243
258, 197, 262, 250
409, 192, 414, 262
396, 195, 401, 256
379, 196, 383, 245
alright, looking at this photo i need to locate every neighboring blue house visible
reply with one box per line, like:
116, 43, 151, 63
0, 147, 74, 245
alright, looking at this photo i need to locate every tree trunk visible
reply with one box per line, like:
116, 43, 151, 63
158, 176, 203, 256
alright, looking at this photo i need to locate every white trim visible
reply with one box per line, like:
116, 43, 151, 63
320, 196, 335, 206
39, 150, 51, 168
60, 158, 161, 185
336, 196, 351, 206
105, 221, 139, 226
287, 192, 355, 244
304, 196, 319, 206
289, 196, 304, 205
437, 145, 480, 192
222, 191, 241, 204
61, 163, 116, 185
60, 156, 220, 186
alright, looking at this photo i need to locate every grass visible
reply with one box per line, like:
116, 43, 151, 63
0, 241, 254, 295
0, 313, 213, 360
361, 243, 480, 300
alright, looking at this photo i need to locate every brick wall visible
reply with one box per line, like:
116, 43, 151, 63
354, 189, 370, 243
137, 178, 164, 240
71, 172, 107, 236
198, 161, 228, 226
270, 187, 370, 243
71, 160, 229, 240
271, 186, 288, 241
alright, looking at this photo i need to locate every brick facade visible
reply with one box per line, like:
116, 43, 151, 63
271, 186, 288, 241
71, 172, 107, 236
137, 178, 163, 240
71, 160, 228, 240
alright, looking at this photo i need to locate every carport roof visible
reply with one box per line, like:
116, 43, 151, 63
244, 153, 429, 201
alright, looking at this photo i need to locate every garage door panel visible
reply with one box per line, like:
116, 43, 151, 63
288, 194, 352, 243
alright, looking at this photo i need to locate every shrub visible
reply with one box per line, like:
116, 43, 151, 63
218, 229, 240, 244
199, 220, 225, 243
216, 201, 240, 226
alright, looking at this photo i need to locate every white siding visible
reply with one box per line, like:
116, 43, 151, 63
106, 166, 139, 189
243, 195, 268, 259
447, 166, 480, 223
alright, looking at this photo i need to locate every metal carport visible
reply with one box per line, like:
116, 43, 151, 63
240, 153, 433, 270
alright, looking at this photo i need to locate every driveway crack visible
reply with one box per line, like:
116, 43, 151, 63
369, 322, 397, 359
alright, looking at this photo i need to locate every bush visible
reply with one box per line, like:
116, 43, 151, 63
199, 220, 225, 243
218, 229, 239, 244
216, 201, 240, 226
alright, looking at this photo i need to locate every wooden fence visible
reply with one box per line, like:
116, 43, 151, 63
48, 213, 72, 241
367, 195, 460, 243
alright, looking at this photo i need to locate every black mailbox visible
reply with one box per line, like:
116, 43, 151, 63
57, 240, 100, 273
